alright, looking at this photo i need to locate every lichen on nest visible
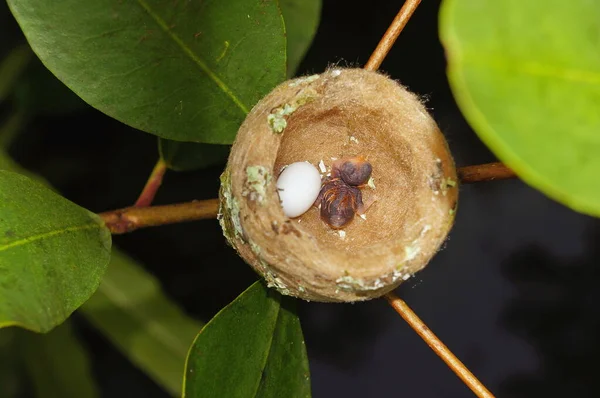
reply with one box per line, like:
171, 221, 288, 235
243, 166, 271, 204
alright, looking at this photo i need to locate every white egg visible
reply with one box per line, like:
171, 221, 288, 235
276, 161, 321, 218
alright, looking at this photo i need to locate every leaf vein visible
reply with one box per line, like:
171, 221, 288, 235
0, 223, 101, 253
134, 0, 250, 114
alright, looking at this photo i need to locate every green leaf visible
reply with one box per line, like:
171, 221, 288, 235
0, 43, 31, 103
440, 0, 600, 216
0, 170, 111, 332
159, 139, 230, 172
184, 281, 311, 398
21, 321, 99, 398
280, 0, 321, 77
7, 0, 286, 144
158, 0, 322, 171
81, 250, 203, 396
0, 146, 199, 395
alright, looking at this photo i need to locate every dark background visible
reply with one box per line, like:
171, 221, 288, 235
2, 0, 600, 397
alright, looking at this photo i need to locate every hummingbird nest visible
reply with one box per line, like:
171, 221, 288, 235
219, 68, 458, 302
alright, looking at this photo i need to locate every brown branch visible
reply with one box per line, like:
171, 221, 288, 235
99, 162, 515, 234
364, 0, 422, 71
100, 199, 219, 234
134, 159, 168, 207
458, 162, 516, 184
384, 292, 495, 398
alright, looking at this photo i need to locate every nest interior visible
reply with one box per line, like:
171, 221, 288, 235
272, 69, 456, 269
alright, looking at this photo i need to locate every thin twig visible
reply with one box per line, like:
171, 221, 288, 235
134, 158, 168, 207
364, 0, 422, 71
100, 199, 219, 234
384, 292, 495, 398
458, 162, 516, 184
99, 162, 516, 234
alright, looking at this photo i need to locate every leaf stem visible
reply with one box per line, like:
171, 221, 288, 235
364, 0, 422, 71
384, 292, 495, 398
458, 162, 516, 184
134, 159, 168, 207
100, 199, 219, 234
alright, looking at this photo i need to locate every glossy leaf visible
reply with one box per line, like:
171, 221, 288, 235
7, 0, 286, 144
0, 170, 111, 332
0, 146, 198, 395
158, 139, 230, 172
280, 0, 321, 77
157, 0, 322, 171
440, 0, 600, 216
81, 250, 203, 396
184, 281, 310, 398
21, 321, 99, 398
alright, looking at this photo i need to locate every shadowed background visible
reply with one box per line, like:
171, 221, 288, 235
2, 0, 599, 397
